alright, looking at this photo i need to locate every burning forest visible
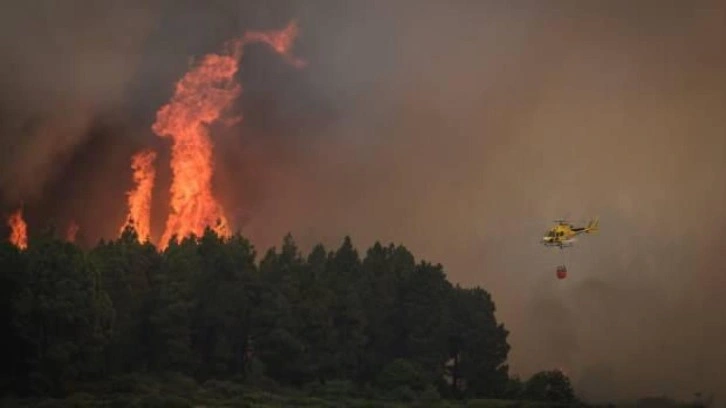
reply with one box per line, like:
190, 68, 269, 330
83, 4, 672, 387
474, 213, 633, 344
3, 2, 726, 404
6, 21, 305, 251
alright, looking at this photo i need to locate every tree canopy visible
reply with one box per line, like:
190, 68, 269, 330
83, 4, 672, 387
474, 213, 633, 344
0, 226, 574, 403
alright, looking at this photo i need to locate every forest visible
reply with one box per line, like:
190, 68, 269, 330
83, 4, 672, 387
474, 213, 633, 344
0, 225, 577, 406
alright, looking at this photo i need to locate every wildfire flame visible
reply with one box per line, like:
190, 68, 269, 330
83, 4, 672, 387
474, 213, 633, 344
67, 221, 79, 243
152, 20, 304, 249
4, 22, 304, 250
237, 21, 307, 68
120, 149, 157, 243
8, 208, 28, 250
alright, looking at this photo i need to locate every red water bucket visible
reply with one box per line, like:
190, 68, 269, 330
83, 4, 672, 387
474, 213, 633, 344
556, 265, 567, 279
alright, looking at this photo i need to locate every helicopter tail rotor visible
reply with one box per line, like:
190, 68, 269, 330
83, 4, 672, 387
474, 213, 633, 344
585, 217, 599, 233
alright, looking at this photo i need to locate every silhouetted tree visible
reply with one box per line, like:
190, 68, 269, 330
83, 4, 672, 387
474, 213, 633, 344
445, 286, 510, 398
91, 225, 160, 375
12, 232, 113, 396
523, 369, 576, 403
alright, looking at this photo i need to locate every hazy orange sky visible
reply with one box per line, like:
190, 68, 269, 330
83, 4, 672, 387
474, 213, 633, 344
1, 1, 725, 403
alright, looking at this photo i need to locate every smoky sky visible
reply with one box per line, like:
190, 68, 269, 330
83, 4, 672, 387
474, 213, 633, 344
2, 0, 726, 403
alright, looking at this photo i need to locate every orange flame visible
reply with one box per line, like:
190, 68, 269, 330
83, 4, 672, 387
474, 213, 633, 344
153, 21, 304, 249
120, 149, 157, 242
67, 220, 79, 243
237, 21, 307, 68
7, 208, 28, 250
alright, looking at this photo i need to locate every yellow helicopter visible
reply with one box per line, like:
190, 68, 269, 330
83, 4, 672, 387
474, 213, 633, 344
541, 217, 599, 249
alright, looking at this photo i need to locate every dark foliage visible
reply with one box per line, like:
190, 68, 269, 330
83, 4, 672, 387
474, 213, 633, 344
0, 226, 574, 403
522, 370, 576, 404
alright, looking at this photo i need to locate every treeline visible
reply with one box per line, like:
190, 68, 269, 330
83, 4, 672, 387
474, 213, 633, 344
0, 226, 575, 403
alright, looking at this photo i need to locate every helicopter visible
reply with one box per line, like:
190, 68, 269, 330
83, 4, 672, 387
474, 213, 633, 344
541, 217, 599, 249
